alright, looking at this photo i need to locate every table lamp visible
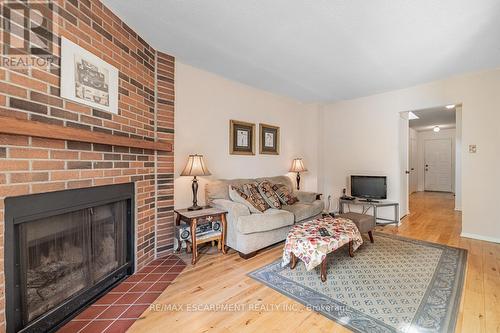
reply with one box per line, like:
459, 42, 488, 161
180, 154, 211, 210
290, 158, 307, 190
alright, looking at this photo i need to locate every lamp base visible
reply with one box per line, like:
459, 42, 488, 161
188, 176, 203, 211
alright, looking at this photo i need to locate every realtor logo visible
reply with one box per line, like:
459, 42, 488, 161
1, 0, 56, 68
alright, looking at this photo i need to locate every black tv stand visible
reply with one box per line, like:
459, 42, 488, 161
358, 199, 380, 203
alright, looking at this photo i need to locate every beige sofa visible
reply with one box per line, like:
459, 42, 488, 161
205, 176, 324, 258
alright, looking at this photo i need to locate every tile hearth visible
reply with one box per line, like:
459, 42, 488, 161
57, 255, 185, 333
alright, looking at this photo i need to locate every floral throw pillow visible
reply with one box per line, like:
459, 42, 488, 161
229, 185, 269, 213
257, 181, 282, 209
271, 183, 299, 205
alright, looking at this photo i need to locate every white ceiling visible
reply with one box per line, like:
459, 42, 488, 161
409, 106, 456, 131
103, 0, 500, 102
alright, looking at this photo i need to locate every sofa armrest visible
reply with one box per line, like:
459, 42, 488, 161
212, 199, 251, 250
295, 191, 321, 203
212, 199, 250, 222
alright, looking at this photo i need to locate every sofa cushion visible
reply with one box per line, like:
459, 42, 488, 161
257, 181, 282, 209
236, 209, 294, 234
229, 185, 269, 213
271, 183, 298, 205
282, 201, 324, 222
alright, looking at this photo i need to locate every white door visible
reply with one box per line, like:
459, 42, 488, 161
424, 139, 452, 192
409, 138, 418, 193
399, 114, 409, 218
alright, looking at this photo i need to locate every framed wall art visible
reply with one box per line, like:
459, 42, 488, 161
60, 37, 119, 114
259, 123, 280, 155
230, 120, 255, 155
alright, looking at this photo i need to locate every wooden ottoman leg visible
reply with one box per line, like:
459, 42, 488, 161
320, 258, 327, 282
290, 252, 297, 269
368, 231, 374, 243
348, 240, 354, 257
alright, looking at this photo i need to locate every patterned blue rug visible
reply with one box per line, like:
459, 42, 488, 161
249, 232, 467, 333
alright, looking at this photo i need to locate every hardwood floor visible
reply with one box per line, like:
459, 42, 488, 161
129, 192, 500, 333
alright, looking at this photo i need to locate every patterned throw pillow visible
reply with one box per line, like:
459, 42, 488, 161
271, 183, 299, 205
241, 182, 271, 211
257, 181, 282, 209
229, 185, 269, 213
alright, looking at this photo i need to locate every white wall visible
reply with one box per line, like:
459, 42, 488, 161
320, 69, 500, 242
174, 62, 319, 209
416, 128, 456, 192
175, 63, 499, 242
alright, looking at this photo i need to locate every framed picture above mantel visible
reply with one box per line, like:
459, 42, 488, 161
259, 123, 280, 155
60, 37, 119, 114
229, 120, 255, 155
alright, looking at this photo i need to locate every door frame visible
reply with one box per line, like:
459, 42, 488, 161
399, 113, 409, 220
409, 137, 418, 193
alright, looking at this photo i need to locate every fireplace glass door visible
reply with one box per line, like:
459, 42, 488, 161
18, 201, 127, 325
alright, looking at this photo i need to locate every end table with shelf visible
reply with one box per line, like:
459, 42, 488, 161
174, 207, 228, 264
339, 198, 399, 225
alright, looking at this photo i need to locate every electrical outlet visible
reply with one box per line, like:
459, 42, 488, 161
469, 144, 477, 153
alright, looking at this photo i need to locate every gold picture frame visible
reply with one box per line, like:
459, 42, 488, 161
259, 123, 280, 155
230, 120, 255, 155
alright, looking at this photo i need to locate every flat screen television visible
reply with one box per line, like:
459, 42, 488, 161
350, 175, 387, 201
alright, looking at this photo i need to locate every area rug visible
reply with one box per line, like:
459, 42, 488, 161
249, 232, 467, 333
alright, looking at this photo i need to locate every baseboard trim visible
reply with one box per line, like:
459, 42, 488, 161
460, 232, 500, 244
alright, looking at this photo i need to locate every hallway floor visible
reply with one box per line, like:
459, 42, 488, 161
378, 191, 499, 333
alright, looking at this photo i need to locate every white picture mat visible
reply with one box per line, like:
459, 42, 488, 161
264, 132, 274, 147
237, 130, 249, 147
60, 37, 119, 114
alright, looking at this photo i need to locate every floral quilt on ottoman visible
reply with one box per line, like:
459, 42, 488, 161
282, 216, 363, 271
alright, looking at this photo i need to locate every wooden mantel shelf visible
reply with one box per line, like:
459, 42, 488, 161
0, 116, 173, 152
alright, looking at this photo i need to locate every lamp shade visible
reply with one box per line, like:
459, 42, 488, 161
180, 154, 211, 177
290, 158, 307, 172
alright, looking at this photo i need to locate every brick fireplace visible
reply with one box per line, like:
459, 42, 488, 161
0, 0, 175, 331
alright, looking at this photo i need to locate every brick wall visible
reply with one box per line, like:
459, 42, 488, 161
0, 0, 175, 330
155, 52, 175, 256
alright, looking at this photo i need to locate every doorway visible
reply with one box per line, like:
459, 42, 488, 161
400, 104, 461, 219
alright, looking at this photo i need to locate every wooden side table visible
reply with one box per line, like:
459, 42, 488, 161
174, 207, 228, 265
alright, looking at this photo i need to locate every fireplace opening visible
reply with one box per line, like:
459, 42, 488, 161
5, 183, 135, 333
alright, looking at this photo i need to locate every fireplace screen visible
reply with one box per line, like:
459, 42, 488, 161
20, 202, 127, 323
5, 183, 134, 333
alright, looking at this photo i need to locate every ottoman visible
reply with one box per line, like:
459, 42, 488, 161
338, 212, 375, 243
282, 216, 363, 282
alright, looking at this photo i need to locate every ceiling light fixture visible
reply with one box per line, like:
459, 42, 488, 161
445, 104, 455, 109
433, 126, 441, 132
